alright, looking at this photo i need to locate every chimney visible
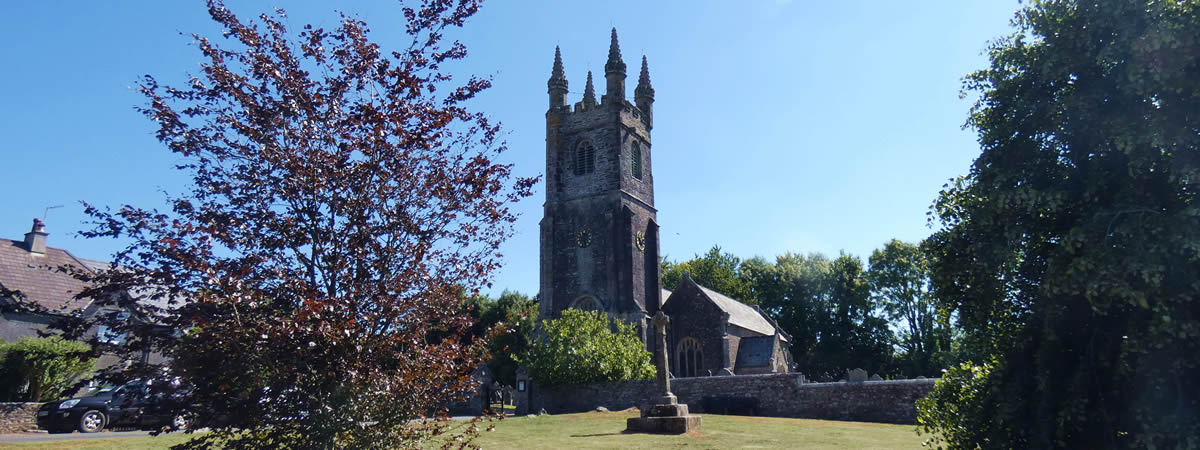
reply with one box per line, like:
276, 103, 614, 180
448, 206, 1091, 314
24, 218, 47, 254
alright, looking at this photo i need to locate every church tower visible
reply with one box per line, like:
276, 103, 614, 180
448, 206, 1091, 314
539, 29, 661, 343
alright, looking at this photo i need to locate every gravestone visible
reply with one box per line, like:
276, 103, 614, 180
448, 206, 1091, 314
847, 368, 868, 383
869, 374, 884, 381
626, 311, 702, 434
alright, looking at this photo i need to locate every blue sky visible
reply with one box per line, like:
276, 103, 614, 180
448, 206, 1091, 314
0, 1, 1018, 296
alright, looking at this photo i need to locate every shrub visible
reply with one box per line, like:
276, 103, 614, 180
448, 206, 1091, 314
0, 336, 95, 401
520, 309, 654, 387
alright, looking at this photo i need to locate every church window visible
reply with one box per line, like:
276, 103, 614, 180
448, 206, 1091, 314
677, 337, 703, 378
631, 143, 643, 180
570, 295, 602, 312
574, 140, 596, 175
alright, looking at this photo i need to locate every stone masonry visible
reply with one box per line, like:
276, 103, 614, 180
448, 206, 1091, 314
539, 29, 662, 350
0, 403, 43, 433
529, 374, 936, 425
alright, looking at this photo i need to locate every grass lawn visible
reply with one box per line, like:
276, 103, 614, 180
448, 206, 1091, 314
0, 433, 195, 450
0, 410, 927, 449
461, 409, 925, 449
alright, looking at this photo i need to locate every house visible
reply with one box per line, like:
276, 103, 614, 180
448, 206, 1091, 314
0, 218, 152, 366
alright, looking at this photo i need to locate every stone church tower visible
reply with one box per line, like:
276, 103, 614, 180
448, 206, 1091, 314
539, 29, 661, 343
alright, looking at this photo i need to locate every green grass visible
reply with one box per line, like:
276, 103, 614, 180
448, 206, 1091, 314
1, 410, 926, 449
0, 432, 195, 449
458, 409, 925, 449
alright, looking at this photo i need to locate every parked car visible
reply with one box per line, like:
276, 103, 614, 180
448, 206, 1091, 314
36, 378, 190, 433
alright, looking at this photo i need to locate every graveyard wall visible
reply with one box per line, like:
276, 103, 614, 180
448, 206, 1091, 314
526, 373, 935, 424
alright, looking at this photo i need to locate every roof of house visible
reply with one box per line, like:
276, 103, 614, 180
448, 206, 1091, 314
734, 335, 778, 368
0, 239, 95, 314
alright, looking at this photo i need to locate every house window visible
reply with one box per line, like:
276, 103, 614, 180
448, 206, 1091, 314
677, 337, 703, 378
574, 140, 596, 175
96, 311, 131, 345
631, 143, 643, 180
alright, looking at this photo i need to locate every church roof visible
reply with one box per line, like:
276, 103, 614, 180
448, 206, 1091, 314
693, 284, 777, 336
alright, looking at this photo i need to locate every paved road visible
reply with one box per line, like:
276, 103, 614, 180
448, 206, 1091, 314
0, 430, 156, 444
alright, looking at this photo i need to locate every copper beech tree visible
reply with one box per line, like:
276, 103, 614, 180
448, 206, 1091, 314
72, 0, 534, 448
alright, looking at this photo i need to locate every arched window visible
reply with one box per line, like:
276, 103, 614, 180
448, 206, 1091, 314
631, 142, 643, 180
676, 337, 703, 378
570, 295, 602, 312
574, 140, 596, 175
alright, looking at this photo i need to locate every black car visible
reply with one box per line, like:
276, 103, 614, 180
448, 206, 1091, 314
37, 379, 190, 433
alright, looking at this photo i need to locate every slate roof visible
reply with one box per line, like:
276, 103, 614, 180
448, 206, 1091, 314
734, 335, 777, 368
0, 239, 95, 314
693, 284, 777, 337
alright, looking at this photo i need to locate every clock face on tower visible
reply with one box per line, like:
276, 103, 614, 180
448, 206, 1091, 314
635, 231, 646, 251
576, 229, 592, 248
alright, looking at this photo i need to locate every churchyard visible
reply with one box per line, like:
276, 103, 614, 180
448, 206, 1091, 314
0, 411, 925, 449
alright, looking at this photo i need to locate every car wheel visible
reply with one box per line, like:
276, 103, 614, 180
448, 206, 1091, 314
170, 414, 190, 431
78, 410, 105, 433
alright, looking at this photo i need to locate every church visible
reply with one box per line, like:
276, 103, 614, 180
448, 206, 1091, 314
537, 30, 793, 377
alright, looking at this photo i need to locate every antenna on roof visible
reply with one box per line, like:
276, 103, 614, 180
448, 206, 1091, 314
43, 205, 63, 221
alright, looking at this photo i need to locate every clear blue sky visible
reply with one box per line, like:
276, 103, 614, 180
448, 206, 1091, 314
0, 1, 1018, 296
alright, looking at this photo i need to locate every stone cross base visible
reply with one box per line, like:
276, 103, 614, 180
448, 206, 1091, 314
625, 403, 702, 434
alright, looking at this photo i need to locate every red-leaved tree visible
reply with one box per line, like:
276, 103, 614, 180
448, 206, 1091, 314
71, 0, 535, 447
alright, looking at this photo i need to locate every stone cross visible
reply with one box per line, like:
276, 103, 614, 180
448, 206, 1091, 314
651, 311, 676, 405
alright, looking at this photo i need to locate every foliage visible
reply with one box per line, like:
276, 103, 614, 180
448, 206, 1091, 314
924, 0, 1200, 447
661, 245, 753, 303
742, 252, 893, 380
68, 0, 536, 448
0, 337, 95, 402
519, 309, 653, 387
866, 240, 955, 376
916, 362, 995, 449
463, 290, 538, 386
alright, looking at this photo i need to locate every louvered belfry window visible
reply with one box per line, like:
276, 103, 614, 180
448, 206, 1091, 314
631, 142, 643, 180
574, 140, 596, 175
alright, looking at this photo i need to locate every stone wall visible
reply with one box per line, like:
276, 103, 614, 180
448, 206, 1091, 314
525, 373, 935, 425
0, 403, 42, 433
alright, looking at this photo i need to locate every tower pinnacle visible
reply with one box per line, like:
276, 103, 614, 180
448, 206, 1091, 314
547, 46, 569, 108
583, 71, 598, 109
635, 55, 655, 127
604, 28, 627, 104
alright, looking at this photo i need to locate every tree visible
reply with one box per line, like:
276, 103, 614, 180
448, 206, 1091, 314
742, 252, 893, 380
462, 290, 538, 386
71, 1, 535, 448
867, 240, 953, 376
0, 337, 95, 402
661, 245, 753, 303
519, 309, 653, 387
924, 1, 1200, 447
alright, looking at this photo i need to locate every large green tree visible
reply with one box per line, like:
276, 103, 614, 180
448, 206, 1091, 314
867, 240, 954, 376
463, 290, 538, 386
923, 0, 1200, 447
661, 245, 753, 303
742, 252, 893, 380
